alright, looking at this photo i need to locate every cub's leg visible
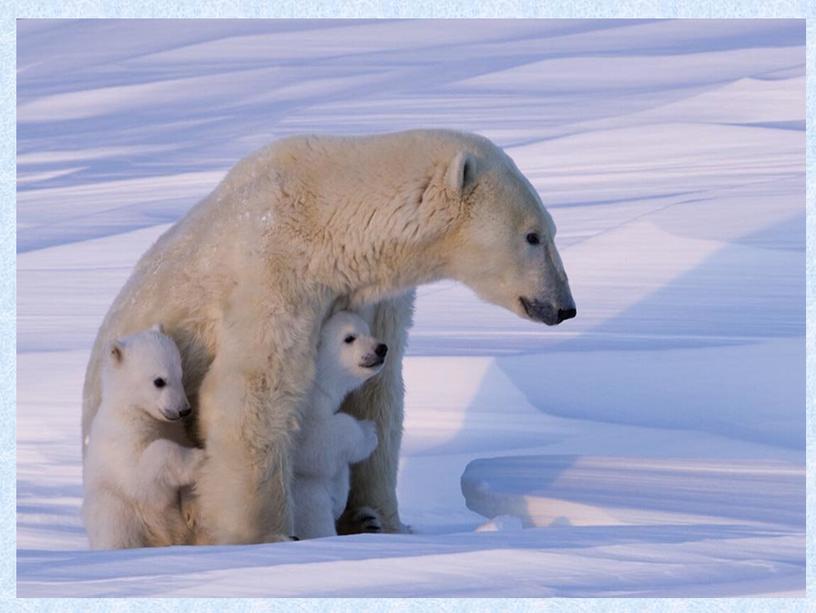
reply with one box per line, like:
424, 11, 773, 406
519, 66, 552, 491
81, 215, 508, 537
293, 479, 337, 539
84, 490, 147, 550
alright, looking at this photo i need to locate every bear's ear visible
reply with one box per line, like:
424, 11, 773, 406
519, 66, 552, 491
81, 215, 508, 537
110, 340, 125, 366
152, 322, 164, 334
445, 151, 476, 196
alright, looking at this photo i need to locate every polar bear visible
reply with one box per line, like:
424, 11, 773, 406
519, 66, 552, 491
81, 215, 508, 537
82, 325, 204, 549
293, 311, 385, 539
82, 129, 576, 545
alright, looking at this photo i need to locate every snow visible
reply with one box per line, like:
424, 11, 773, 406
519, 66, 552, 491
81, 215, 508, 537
16, 19, 805, 597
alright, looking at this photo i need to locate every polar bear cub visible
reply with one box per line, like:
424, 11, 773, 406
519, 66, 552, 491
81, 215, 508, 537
293, 311, 386, 539
82, 325, 204, 549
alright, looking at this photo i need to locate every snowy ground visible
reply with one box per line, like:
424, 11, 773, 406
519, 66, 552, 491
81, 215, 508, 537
16, 19, 805, 597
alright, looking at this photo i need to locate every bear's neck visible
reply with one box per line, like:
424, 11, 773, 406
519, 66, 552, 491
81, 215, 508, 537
225, 136, 462, 308
268, 144, 457, 303
312, 237, 450, 308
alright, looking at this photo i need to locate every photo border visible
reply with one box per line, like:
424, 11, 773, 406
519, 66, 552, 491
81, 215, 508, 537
6, 2, 813, 610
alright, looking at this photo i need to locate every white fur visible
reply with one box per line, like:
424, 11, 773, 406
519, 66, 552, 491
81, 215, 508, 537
82, 327, 203, 549
292, 311, 384, 539
82, 130, 576, 544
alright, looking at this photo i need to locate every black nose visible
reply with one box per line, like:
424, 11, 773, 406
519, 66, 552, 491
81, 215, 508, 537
557, 308, 577, 323
179, 407, 192, 418
375, 343, 388, 358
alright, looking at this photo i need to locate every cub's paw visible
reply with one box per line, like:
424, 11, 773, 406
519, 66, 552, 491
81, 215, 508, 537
182, 448, 207, 483
188, 447, 206, 467
358, 420, 379, 456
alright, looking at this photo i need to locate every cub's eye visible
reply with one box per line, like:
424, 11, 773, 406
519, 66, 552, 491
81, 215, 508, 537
153, 378, 166, 389
344, 335, 356, 344
526, 232, 540, 246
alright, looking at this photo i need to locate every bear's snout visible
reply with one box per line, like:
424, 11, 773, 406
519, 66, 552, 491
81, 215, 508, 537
375, 343, 388, 358
557, 307, 577, 323
519, 296, 577, 326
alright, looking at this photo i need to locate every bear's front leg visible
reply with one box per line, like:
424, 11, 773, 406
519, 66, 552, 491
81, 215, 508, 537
338, 291, 415, 534
192, 305, 318, 545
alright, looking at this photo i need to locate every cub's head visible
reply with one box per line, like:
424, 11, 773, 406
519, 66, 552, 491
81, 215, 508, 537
104, 324, 191, 422
317, 311, 388, 395
432, 133, 577, 326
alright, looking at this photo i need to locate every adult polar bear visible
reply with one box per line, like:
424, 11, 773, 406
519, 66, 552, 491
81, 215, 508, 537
82, 129, 576, 544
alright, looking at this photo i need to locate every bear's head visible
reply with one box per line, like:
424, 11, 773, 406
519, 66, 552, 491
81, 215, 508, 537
103, 324, 191, 422
317, 311, 387, 397
435, 134, 576, 326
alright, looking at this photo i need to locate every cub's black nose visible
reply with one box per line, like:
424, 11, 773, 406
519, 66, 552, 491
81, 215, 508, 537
557, 308, 577, 323
179, 407, 192, 418
375, 343, 388, 358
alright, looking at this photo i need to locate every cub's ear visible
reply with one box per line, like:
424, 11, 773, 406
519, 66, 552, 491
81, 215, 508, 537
445, 151, 476, 195
110, 340, 125, 365
152, 323, 164, 334
329, 297, 347, 317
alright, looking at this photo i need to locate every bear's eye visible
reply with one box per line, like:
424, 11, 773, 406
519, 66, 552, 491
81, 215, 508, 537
344, 335, 356, 344
153, 377, 166, 389
526, 232, 540, 246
